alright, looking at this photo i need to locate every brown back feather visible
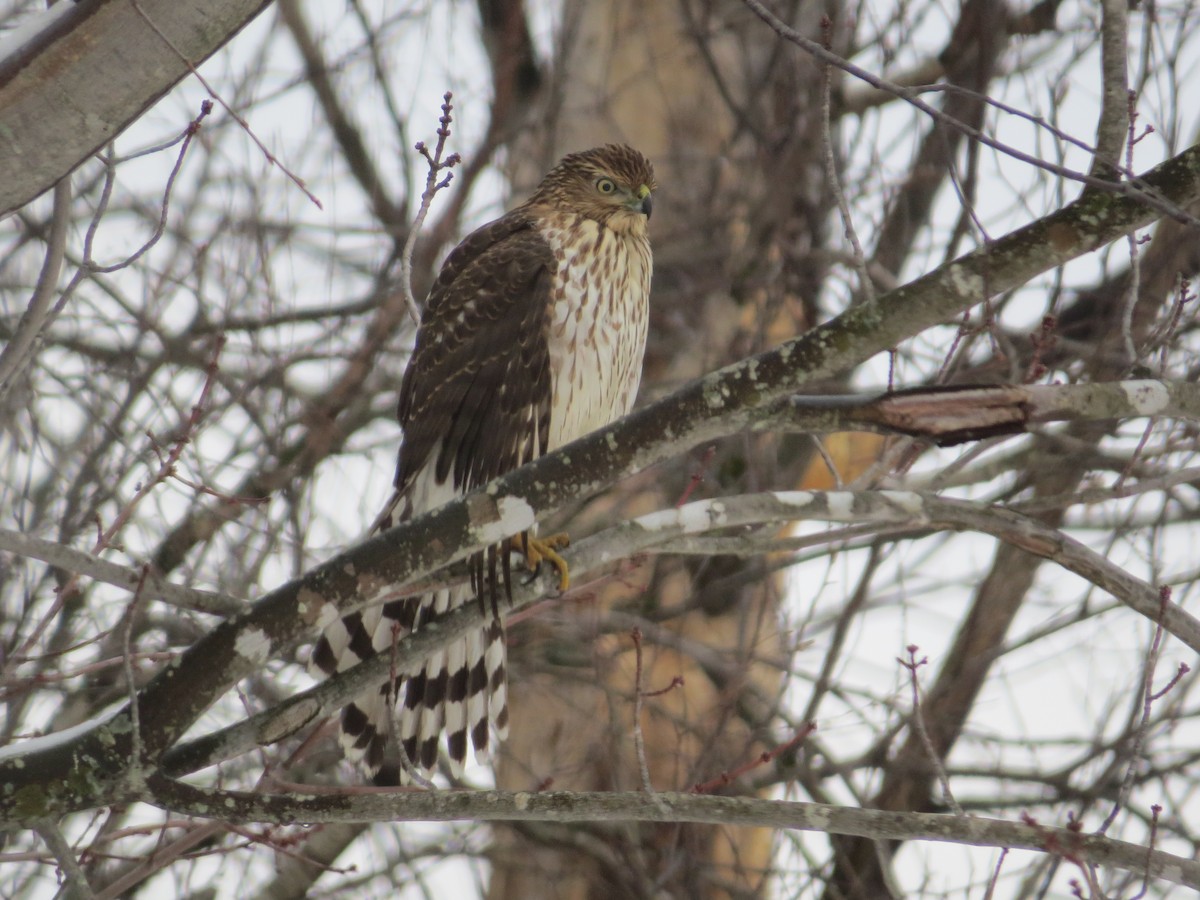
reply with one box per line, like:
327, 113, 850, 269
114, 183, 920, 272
395, 211, 554, 498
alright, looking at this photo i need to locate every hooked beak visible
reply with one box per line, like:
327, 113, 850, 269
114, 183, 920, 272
631, 185, 653, 219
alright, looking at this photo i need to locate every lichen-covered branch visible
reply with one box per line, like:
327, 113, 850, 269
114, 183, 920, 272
145, 780, 1200, 889
2, 139, 1198, 823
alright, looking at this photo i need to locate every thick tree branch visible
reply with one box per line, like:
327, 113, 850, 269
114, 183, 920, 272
0, 528, 240, 617
0, 0, 273, 214
146, 781, 1200, 889
785, 380, 1200, 444
9, 379, 1190, 623
155, 482, 1200, 780
1091, 0, 1130, 180
2, 141, 1198, 821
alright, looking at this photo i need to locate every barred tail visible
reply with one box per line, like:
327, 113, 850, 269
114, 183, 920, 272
309, 585, 508, 784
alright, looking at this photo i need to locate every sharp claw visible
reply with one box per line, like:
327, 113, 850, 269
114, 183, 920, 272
518, 532, 571, 591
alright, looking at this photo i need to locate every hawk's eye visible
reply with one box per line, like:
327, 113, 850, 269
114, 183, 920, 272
596, 177, 617, 195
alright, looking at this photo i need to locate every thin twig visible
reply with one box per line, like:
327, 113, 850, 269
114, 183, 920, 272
1133, 804, 1163, 900
740, 0, 1199, 226
675, 446, 715, 507
900, 645, 962, 816
819, 16, 875, 309
982, 847, 1009, 900
1098, 587, 1185, 834
1, 98, 210, 431
122, 567, 151, 789
0, 528, 238, 616
399, 92, 462, 326
86, 101, 212, 275
808, 436, 845, 489
91, 822, 224, 900
35, 819, 95, 899
0, 652, 175, 702
801, 544, 882, 725
1120, 92, 1146, 368
2, 337, 227, 676
0, 177, 71, 407
691, 724, 815, 794
629, 628, 662, 802
128, 1, 322, 209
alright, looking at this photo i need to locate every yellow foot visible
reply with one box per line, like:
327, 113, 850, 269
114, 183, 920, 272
517, 532, 571, 591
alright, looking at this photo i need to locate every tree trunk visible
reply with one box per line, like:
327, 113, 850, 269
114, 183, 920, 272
489, 2, 837, 896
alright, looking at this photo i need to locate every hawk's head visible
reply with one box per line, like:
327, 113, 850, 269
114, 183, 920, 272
531, 144, 656, 236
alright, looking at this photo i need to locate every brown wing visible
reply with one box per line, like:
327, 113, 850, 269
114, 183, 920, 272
395, 210, 554, 500
315, 213, 552, 784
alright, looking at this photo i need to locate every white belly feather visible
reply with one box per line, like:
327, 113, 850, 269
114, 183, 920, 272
540, 217, 652, 450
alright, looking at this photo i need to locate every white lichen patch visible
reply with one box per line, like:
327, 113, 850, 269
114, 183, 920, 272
805, 804, 832, 830
298, 588, 338, 629
474, 495, 537, 544
234, 627, 272, 665
774, 491, 814, 508
514, 791, 530, 811
498, 495, 536, 531
634, 509, 679, 534
1121, 379, 1170, 415
676, 500, 727, 533
946, 263, 984, 299
825, 492, 856, 521
636, 500, 728, 536
702, 374, 726, 409
880, 490, 926, 518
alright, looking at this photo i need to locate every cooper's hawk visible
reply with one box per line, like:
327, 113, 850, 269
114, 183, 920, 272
312, 145, 655, 784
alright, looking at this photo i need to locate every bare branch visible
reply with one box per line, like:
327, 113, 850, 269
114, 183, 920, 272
399, 93, 461, 325
144, 781, 1200, 890
0, 178, 70, 406
0, 0, 274, 214
740, 0, 1200, 225
34, 819, 94, 899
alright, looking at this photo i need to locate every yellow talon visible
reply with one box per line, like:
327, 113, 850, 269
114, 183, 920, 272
518, 532, 571, 591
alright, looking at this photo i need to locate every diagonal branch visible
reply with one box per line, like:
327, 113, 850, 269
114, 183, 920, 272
1, 140, 1198, 821
160, 484, 1200, 780
0, 0, 274, 215
741, 0, 1197, 224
